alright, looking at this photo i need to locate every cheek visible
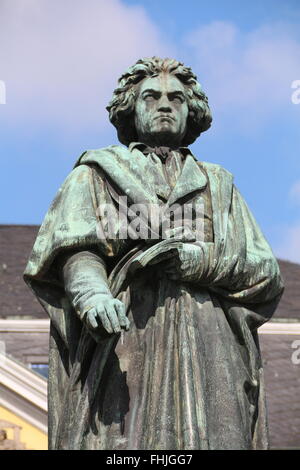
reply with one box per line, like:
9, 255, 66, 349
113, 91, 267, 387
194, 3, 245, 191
143, 101, 156, 115
135, 105, 152, 134
179, 107, 189, 129
183, 104, 189, 120
135, 102, 145, 121
136, 101, 153, 121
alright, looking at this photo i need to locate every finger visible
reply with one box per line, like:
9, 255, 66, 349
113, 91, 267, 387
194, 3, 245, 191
114, 301, 126, 326
86, 309, 98, 329
105, 306, 121, 333
182, 232, 196, 242
98, 310, 113, 334
114, 301, 130, 331
164, 227, 184, 240
165, 227, 196, 242
124, 318, 130, 331
180, 227, 196, 242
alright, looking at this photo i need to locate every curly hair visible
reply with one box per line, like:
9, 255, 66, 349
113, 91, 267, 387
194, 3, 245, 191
106, 57, 212, 146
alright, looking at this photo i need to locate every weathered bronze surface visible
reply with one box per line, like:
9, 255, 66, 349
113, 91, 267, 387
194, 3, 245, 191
24, 57, 283, 450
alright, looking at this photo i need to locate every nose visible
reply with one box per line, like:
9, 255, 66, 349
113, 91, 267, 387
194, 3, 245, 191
157, 95, 172, 113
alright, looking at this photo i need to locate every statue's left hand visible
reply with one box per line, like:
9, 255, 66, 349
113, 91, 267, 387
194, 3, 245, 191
161, 243, 202, 282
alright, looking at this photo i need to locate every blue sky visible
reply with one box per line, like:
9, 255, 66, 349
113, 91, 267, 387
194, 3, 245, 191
0, 0, 300, 262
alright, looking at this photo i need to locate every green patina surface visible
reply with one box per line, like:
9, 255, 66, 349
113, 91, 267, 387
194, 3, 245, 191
24, 57, 283, 450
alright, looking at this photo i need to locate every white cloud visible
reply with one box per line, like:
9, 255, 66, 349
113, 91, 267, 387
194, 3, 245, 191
0, 0, 173, 134
185, 20, 300, 131
2, 8, 299, 137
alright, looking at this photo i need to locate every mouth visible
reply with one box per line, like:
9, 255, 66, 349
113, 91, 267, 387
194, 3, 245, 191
154, 115, 175, 122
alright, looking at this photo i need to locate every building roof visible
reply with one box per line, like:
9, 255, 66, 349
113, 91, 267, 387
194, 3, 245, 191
0, 224, 299, 320
275, 259, 300, 321
260, 332, 300, 449
0, 225, 43, 318
0, 224, 299, 449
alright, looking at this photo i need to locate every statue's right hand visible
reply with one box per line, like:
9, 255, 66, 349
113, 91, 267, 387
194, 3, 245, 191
84, 297, 130, 334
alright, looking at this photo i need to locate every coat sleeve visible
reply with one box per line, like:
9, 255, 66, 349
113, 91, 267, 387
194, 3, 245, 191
23, 163, 127, 343
24, 163, 121, 282
61, 250, 113, 318
194, 185, 284, 327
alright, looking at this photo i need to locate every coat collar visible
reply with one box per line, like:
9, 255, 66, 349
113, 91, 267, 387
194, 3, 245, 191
76, 144, 208, 206
128, 142, 197, 161
128, 143, 207, 205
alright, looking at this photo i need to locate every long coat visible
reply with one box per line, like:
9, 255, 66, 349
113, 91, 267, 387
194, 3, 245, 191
24, 144, 283, 450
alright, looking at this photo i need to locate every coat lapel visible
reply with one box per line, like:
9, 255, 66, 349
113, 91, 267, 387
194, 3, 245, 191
75, 146, 234, 249
75, 146, 159, 205
76, 148, 226, 221
201, 161, 233, 250
167, 155, 207, 206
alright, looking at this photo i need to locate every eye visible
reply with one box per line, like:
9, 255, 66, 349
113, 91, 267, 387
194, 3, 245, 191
143, 93, 156, 101
144, 96, 154, 102
170, 95, 185, 104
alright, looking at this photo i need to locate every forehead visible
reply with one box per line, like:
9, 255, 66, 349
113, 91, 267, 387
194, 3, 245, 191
138, 73, 185, 94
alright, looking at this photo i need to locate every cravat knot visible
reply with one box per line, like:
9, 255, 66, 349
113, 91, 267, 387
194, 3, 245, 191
142, 146, 174, 161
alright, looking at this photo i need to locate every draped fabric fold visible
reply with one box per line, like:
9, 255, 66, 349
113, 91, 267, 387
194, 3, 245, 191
24, 145, 283, 450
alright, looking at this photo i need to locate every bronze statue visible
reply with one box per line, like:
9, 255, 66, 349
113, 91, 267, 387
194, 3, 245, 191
24, 57, 283, 450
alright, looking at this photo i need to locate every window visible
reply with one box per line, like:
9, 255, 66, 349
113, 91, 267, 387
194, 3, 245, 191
30, 364, 49, 379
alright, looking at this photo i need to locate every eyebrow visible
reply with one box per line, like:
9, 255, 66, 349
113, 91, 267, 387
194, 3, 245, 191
141, 88, 160, 95
168, 90, 185, 97
141, 89, 185, 96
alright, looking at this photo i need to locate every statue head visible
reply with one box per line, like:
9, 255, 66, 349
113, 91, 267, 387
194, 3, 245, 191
107, 57, 212, 148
